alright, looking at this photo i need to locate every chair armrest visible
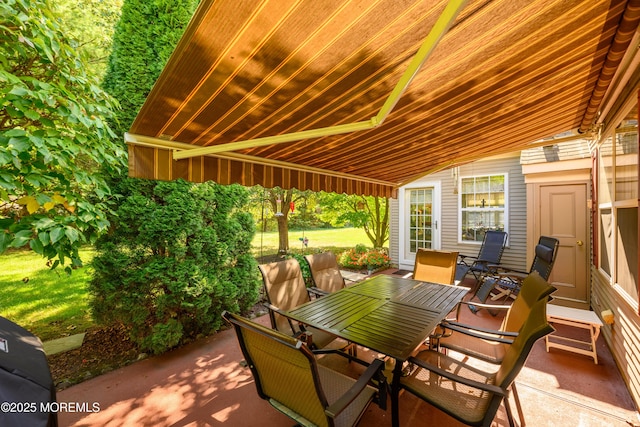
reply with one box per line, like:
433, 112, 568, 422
406, 355, 506, 397
440, 320, 517, 342
262, 302, 300, 336
457, 300, 513, 311
325, 358, 386, 418
308, 287, 329, 298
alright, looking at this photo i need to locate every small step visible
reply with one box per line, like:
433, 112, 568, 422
42, 333, 85, 356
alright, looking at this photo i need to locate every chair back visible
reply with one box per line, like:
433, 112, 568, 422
413, 249, 459, 285
530, 236, 560, 280
501, 271, 556, 333
495, 297, 554, 390
259, 259, 309, 333
304, 252, 345, 293
223, 312, 330, 426
477, 230, 508, 264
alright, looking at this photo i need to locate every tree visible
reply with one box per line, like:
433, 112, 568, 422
318, 193, 390, 248
0, 0, 127, 272
52, 0, 123, 79
102, 0, 198, 136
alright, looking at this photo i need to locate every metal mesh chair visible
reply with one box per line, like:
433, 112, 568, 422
436, 271, 556, 364
412, 249, 459, 285
304, 252, 353, 294
400, 297, 554, 427
259, 258, 337, 348
455, 231, 508, 284
223, 311, 386, 427
471, 236, 559, 308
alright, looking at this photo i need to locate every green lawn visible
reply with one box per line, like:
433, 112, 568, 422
0, 247, 96, 341
251, 227, 372, 260
0, 227, 375, 341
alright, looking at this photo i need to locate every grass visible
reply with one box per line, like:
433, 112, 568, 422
251, 227, 373, 260
0, 247, 96, 341
0, 227, 375, 341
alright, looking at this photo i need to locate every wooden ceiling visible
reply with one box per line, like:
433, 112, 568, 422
127, 0, 640, 197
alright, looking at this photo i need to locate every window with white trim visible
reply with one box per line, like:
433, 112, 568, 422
597, 107, 638, 302
459, 174, 507, 242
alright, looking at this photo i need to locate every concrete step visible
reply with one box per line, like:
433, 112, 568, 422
42, 333, 85, 356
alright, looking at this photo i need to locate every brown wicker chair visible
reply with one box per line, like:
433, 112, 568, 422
223, 311, 386, 427
400, 297, 554, 427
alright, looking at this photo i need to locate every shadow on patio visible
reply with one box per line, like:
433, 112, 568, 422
58, 276, 639, 427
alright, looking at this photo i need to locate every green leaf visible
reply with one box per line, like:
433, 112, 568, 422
30, 237, 44, 254
0, 233, 10, 253
65, 226, 79, 243
50, 227, 64, 244
11, 229, 32, 248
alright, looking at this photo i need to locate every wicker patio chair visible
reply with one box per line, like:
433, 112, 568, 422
223, 311, 386, 427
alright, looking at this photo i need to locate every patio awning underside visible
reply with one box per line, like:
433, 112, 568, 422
127, 0, 640, 198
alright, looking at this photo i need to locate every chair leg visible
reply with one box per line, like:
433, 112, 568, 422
511, 382, 525, 426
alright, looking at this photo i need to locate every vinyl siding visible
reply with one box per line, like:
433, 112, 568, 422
591, 268, 640, 407
390, 154, 527, 271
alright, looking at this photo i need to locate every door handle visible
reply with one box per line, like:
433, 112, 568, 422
577, 240, 584, 246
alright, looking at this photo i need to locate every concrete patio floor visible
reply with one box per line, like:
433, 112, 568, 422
58, 276, 639, 427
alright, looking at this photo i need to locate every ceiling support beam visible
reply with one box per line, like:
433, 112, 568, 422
171, 0, 468, 161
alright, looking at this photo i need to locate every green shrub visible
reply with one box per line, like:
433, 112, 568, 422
337, 247, 390, 271
89, 179, 260, 354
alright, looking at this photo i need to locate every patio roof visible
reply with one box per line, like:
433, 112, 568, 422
126, 0, 640, 197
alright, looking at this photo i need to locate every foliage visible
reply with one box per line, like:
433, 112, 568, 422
52, 0, 123, 79
317, 192, 390, 248
287, 253, 313, 287
0, 0, 127, 272
337, 246, 390, 271
102, 0, 198, 135
90, 179, 261, 354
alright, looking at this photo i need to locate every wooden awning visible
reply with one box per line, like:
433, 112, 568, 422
127, 0, 640, 198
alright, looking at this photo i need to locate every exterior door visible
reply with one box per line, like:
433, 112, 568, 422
539, 183, 589, 307
406, 187, 435, 253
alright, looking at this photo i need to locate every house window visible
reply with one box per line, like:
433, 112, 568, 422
459, 174, 507, 242
597, 109, 638, 302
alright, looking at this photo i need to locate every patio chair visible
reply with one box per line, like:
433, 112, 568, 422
455, 230, 508, 284
259, 259, 338, 349
304, 252, 353, 295
470, 236, 559, 310
222, 311, 386, 427
435, 271, 556, 364
412, 249, 459, 285
399, 297, 554, 427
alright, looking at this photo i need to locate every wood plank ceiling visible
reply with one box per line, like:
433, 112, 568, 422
127, 0, 640, 197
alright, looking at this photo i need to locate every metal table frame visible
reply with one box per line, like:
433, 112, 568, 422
284, 274, 469, 427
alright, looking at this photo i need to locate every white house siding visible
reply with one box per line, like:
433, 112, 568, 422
390, 154, 527, 272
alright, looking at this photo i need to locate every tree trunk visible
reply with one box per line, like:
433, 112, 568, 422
269, 188, 294, 254
277, 214, 289, 254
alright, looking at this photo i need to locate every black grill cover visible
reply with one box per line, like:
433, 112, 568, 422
0, 316, 57, 427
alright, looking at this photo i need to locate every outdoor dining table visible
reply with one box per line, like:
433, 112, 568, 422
283, 274, 469, 427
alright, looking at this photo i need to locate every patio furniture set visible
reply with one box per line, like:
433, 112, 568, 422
224, 237, 578, 426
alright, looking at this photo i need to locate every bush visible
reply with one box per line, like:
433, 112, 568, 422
89, 179, 260, 354
337, 246, 390, 271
